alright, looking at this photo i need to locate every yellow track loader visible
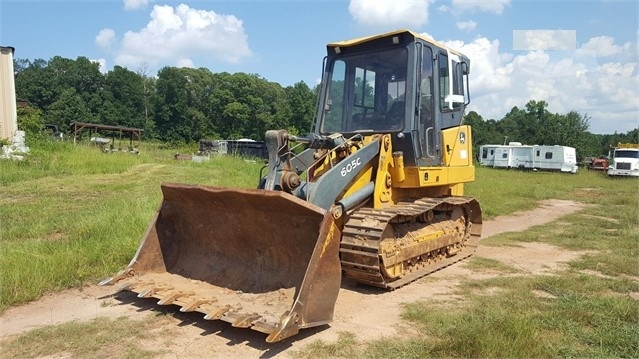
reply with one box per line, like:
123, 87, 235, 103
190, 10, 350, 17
100, 29, 483, 343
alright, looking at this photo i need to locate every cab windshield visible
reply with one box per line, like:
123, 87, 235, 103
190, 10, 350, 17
615, 150, 639, 159
321, 47, 408, 134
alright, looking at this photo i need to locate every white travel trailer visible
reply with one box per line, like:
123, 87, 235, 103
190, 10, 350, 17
478, 144, 501, 167
479, 142, 533, 169
532, 145, 578, 173
479, 142, 578, 173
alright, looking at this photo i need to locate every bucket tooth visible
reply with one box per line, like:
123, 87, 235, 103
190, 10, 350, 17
157, 291, 194, 305
204, 305, 231, 320
250, 320, 278, 334
137, 286, 173, 299
180, 298, 216, 312
98, 277, 115, 286
137, 287, 157, 298
99, 269, 134, 286
231, 313, 262, 328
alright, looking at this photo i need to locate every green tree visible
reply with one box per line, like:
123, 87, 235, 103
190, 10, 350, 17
249, 79, 289, 140
154, 67, 190, 143
285, 81, 316, 135
206, 72, 291, 141
153, 67, 220, 142
16, 105, 46, 142
44, 88, 92, 130
497, 106, 524, 143
102, 66, 146, 128
625, 128, 639, 143
15, 56, 105, 134
223, 101, 251, 138
136, 62, 156, 138
47, 56, 104, 117
14, 58, 57, 109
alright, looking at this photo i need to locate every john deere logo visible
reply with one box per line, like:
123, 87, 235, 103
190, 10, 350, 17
459, 131, 466, 144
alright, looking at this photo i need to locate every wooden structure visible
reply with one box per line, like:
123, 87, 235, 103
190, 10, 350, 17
71, 122, 143, 149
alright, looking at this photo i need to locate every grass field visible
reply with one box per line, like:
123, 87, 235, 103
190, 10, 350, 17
0, 141, 263, 311
1, 140, 637, 358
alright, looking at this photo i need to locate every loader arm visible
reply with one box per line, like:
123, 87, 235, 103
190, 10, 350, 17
262, 130, 382, 211
303, 139, 379, 210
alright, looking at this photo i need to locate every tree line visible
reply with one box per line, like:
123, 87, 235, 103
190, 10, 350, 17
13, 56, 637, 158
14, 56, 316, 144
464, 100, 638, 160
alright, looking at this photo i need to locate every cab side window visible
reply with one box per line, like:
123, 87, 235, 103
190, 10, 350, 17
439, 53, 449, 110
439, 53, 464, 110
420, 47, 434, 124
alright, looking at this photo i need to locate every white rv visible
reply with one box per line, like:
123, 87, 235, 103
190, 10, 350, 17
532, 145, 578, 173
480, 143, 532, 169
479, 143, 578, 173
607, 143, 639, 177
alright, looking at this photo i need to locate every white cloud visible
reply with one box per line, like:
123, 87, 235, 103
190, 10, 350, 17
348, 0, 432, 28
95, 28, 116, 50
437, 34, 637, 133
437, 4, 450, 13
440, 36, 513, 95
513, 30, 576, 51
176, 58, 195, 68
526, 78, 558, 100
124, 0, 149, 11
103, 4, 252, 70
576, 36, 631, 57
451, 0, 511, 14
456, 20, 477, 32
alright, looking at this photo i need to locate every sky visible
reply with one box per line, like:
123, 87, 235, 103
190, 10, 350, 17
1, 0, 638, 135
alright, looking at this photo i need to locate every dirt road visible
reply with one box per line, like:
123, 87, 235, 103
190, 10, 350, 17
0, 199, 588, 358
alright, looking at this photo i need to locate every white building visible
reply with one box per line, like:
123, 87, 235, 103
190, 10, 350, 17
0, 46, 17, 141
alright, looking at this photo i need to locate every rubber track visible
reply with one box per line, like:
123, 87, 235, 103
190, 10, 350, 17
340, 196, 481, 289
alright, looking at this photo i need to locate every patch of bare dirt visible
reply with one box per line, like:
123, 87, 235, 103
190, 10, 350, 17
0, 199, 591, 358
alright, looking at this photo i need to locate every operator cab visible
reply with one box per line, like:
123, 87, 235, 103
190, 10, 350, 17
316, 30, 471, 167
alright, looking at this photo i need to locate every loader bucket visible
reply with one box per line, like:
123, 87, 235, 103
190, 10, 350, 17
100, 183, 342, 343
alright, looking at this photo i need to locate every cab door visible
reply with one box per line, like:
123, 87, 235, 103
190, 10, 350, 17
416, 44, 438, 166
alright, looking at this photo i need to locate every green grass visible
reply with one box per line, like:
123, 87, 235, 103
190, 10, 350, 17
0, 316, 177, 359
1, 144, 638, 358
463, 256, 521, 273
293, 167, 639, 358
295, 273, 638, 358
0, 141, 262, 311
466, 166, 630, 219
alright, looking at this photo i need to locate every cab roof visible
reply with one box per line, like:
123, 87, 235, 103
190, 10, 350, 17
327, 29, 466, 58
